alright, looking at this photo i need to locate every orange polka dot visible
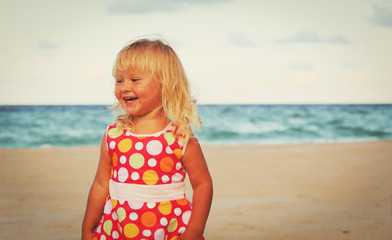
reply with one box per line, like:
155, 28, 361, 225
173, 149, 182, 159
160, 157, 174, 172
170, 237, 179, 240
92, 237, 98, 240
124, 223, 139, 238
111, 199, 118, 208
118, 139, 132, 153
141, 211, 157, 227
112, 152, 118, 167
176, 198, 188, 206
158, 201, 172, 215
142, 170, 159, 185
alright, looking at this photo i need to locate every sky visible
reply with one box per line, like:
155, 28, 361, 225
1, 0, 391, 105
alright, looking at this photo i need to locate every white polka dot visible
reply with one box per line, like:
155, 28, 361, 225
103, 200, 112, 214
117, 224, 122, 234
160, 217, 168, 226
165, 146, 173, 154
176, 162, 182, 170
118, 167, 129, 182
147, 202, 156, 208
129, 212, 138, 221
119, 200, 124, 205
154, 228, 165, 240
119, 156, 127, 164
143, 230, 152, 237
162, 175, 169, 183
131, 172, 140, 180
113, 170, 117, 179
112, 212, 118, 220
172, 173, 184, 182
109, 141, 116, 149
182, 211, 192, 225
112, 231, 119, 239
128, 201, 143, 210
148, 158, 157, 167
135, 142, 143, 150
96, 224, 102, 233
146, 140, 163, 155
178, 227, 186, 234
125, 131, 132, 136
100, 235, 106, 240
174, 208, 182, 216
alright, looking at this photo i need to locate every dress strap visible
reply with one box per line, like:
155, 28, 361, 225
109, 179, 185, 202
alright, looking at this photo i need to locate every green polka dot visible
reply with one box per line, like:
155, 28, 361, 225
117, 207, 126, 222
164, 132, 176, 145
103, 220, 113, 235
108, 127, 122, 138
167, 218, 178, 233
129, 153, 145, 169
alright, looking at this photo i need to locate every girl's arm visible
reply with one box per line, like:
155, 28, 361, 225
180, 137, 213, 240
81, 134, 112, 240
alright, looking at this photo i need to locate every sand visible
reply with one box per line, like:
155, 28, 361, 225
0, 140, 391, 240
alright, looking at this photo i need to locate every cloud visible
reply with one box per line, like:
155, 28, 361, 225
276, 30, 350, 44
369, 0, 392, 27
227, 31, 257, 47
37, 41, 57, 50
106, 0, 230, 14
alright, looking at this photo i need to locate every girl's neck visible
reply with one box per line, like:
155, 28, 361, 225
132, 109, 170, 135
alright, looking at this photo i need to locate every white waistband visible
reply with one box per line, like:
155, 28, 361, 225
109, 179, 185, 202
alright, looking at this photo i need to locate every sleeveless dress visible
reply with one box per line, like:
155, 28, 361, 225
91, 122, 198, 240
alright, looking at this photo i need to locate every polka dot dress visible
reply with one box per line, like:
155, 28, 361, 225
91, 123, 202, 240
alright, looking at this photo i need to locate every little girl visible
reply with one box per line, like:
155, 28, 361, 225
81, 39, 213, 240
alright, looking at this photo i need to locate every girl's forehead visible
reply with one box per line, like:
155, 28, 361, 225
115, 70, 152, 78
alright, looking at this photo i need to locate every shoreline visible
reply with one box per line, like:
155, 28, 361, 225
1, 140, 391, 239
1, 138, 392, 150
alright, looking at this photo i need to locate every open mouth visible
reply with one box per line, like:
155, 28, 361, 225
124, 97, 138, 102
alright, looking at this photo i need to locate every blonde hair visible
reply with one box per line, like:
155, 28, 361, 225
112, 38, 201, 140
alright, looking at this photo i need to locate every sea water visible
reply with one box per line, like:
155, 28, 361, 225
0, 104, 391, 148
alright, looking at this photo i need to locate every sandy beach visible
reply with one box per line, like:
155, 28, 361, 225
0, 140, 391, 240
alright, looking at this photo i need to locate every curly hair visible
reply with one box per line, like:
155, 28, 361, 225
112, 38, 201, 141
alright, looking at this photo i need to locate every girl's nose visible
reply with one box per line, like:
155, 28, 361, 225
122, 80, 133, 91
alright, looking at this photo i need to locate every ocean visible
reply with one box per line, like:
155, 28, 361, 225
0, 104, 391, 148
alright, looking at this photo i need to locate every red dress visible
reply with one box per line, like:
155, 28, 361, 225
92, 123, 197, 240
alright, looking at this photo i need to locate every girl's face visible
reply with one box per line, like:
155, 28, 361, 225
115, 71, 163, 119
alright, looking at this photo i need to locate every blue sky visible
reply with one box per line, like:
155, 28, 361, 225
1, 0, 391, 105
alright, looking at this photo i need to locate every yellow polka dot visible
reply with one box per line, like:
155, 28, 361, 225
173, 149, 182, 159
158, 201, 172, 215
160, 157, 174, 172
164, 132, 175, 145
176, 198, 188, 206
118, 139, 132, 153
124, 223, 139, 238
111, 199, 118, 209
142, 170, 159, 185
108, 127, 122, 138
141, 211, 157, 227
112, 152, 118, 167
170, 237, 179, 240
129, 153, 145, 169
103, 220, 113, 235
117, 207, 126, 222
167, 218, 178, 233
